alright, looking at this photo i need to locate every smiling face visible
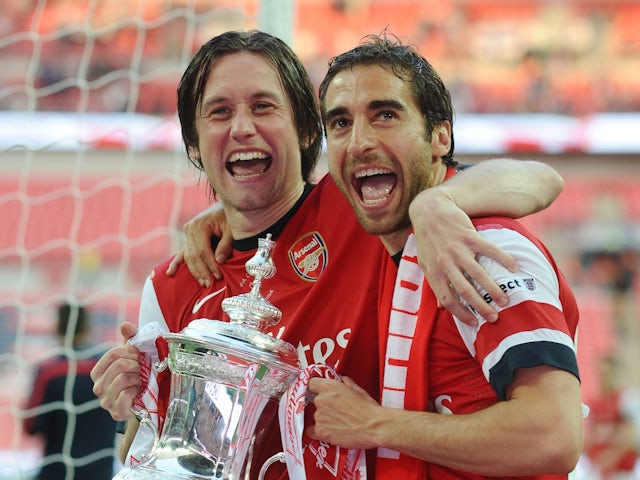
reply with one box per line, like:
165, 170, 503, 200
192, 51, 305, 233
324, 63, 451, 253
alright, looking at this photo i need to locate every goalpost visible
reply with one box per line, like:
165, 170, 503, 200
0, 1, 293, 478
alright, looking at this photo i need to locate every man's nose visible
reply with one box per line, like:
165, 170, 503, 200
230, 107, 256, 139
346, 118, 376, 158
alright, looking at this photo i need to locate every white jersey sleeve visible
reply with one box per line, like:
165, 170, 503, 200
123, 275, 171, 467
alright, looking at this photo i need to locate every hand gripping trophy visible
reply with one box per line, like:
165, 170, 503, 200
115, 235, 300, 480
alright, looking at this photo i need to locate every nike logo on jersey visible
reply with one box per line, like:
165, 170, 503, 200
192, 286, 228, 314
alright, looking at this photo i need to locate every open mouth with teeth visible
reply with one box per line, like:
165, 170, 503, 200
353, 167, 397, 206
227, 151, 272, 178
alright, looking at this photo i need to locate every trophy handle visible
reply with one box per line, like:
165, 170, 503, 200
129, 407, 159, 455
258, 452, 286, 480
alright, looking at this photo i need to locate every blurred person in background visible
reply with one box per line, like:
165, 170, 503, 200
24, 302, 118, 480
584, 354, 640, 480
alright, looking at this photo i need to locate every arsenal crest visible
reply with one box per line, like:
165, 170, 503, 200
288, 232, 328, 281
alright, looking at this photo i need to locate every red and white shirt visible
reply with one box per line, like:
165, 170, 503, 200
376, 217, 580, 480
128, 175, 384, 479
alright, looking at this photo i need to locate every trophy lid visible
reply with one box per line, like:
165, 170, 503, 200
165, 318, 298, 370
164, 234, 299, 371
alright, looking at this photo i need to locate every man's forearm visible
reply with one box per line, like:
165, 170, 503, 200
372, 369, 582, 475
422, 159, 563, 219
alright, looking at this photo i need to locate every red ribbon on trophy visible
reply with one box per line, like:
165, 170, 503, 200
279, 364, 367, 480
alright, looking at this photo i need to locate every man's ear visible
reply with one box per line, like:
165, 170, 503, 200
431, 121, 452, 160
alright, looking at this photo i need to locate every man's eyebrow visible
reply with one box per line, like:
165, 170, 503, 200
249, 90, 281, 101
369, 99, 406, 111
324, 106, 348, 122
325, 99, 406, 119
201, 91, 280, 109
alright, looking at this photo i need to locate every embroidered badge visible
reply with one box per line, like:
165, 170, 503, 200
523, 277, 536, 291
288, 232, 328, 281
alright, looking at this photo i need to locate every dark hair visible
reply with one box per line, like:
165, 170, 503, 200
57, 303, 88, 338
177, 30, 323, 185
318, 32, 456, 167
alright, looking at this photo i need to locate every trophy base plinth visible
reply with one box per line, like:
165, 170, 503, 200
114, 464, 228, 480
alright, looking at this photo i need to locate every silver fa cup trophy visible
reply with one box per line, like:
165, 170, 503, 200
115, 234, 300, 480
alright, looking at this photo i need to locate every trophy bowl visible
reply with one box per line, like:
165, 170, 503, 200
115, 235, 301, 480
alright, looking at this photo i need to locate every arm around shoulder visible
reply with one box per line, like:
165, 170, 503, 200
429, 158, 564, 218
406, 159, 563, 323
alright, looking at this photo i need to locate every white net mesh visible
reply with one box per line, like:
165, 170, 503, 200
0, 1, 292, 478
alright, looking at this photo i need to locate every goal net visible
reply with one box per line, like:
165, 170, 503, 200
0, 1, 293, 478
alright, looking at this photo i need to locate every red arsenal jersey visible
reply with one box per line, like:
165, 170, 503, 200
131, 174, 383, 478
377, 217, 580, 480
